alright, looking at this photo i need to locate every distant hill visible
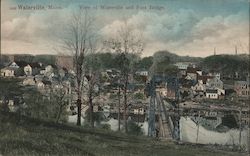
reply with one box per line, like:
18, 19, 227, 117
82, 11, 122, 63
1, 54, 57, 66
201, 54, 249, 79
153, 51, 203, 63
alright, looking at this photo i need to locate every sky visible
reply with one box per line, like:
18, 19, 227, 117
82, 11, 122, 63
1, 0, 249, 57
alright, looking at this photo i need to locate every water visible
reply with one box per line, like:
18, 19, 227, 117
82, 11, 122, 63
67, 114, 149, 135
179, 116, 248, 147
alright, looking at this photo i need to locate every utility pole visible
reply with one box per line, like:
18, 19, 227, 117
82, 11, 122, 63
196, 111, 200, 144
214, 47, 216, 56
239, 106, 242, 148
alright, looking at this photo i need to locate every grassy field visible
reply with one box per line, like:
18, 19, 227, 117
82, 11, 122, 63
0, 111, 247, 156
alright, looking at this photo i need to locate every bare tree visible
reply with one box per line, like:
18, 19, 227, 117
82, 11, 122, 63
59, 10, 97, 126
104, 21, 144, 133
85, 49, 102, 128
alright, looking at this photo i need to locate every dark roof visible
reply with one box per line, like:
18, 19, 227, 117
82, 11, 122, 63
206, 89, 217, 94
198, 75, 214, 84
187, 67, 201, 74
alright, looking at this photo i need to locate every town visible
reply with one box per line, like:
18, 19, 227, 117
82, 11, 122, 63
0, 51, 249, 152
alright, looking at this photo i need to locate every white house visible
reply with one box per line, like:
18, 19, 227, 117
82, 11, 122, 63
23, 77, 36, 86
174, 62, 190, 70
234, 80, 250, 97
133, 107, 145, 115
206, 77, 223, 89
209, 72, 221, 80
24, 64, 32, 76
206, 89, 219, 99
135, 70, 149, 77
36, 81, 45, 89
0, 67, 15, 77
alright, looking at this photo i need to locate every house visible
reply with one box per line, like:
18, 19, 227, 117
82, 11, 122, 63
24, 64, 32, 76
234, 80, 250, 97
206, 77, 223, 89
56, 55, 73, 70
135, 70, 149, 77
133, 107, 145, 115
206, 89, 219, 99
0, 67, 15, 77
165, 78, 178, 100
208, 72, 221, 80
174, 62, 190, 70
23, 77, 36, 86
185, 66, 202, 82
192, 82, 205, 92
205, 89, 225, 99
36, 81, 45, 89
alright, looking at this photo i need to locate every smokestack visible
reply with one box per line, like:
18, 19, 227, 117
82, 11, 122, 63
235, 46, 238, 55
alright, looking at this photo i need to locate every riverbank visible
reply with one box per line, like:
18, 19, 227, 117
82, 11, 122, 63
0, 111, 247, 156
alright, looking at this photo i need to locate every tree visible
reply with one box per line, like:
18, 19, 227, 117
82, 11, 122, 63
136, 56, 153, 70
59, 10, 97, 126
50, 87, 69, 123
0, 78, 23, 112
104, 21, 144, 133
85, 53, 102, 128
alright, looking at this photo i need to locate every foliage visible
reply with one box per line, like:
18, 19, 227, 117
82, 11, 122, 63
134, 75, 147, 84
99, 123, 111, 131
136, 56, 153, 70
33, 55, 56, 65
85, 110, 105, 126
202, 54, 249, 79
15, 68, 25, 77
14, 54, 34, 63
127, 120, 143, 136
134, 92, 145, 100
0, 78, 23, 98
150, 51, 179, 75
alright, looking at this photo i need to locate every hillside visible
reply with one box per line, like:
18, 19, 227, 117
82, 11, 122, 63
201, 54, 249, 78
153, 51, 203, 63
0, 111, 246, 156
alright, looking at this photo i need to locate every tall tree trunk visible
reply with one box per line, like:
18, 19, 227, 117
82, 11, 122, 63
89, 91, 94, 128
123, 75, 128, 133
118, 84, 121, 131
56, 105, 62, 123
77, 95, 82, 126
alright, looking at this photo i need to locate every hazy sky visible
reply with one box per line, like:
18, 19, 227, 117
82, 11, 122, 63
1, 0, 249, 57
